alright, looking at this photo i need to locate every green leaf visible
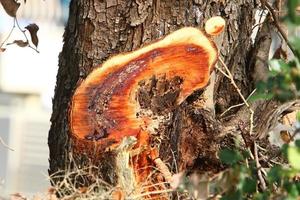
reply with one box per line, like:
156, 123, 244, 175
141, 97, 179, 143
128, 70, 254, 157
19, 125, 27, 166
221, 190, 242, 200
268, 165, 283, 184
294, 76, 300, 90
284, 181, 299, 198
270, 59, 291, 73
242, 177, 257, 194
219, 148, 243, 166
290, 37, 300, 50
296, 182, 300, 193
287, 146, 300, 170
254, 191, 270, 200
282, 143, 289, 159
287, 0, 300, 25
296, 111, 300, 122
269, 59, 283, 72
295, 139, 300, 148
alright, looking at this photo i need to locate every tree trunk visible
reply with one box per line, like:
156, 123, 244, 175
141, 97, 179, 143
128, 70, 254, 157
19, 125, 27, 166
49, 0, 260, 195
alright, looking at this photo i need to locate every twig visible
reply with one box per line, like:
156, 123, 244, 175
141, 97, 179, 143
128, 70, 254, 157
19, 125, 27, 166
217, 57, 255, 135
0, 18, 16, 48
215, 65, 230, 79
220, 89, 256, 117
257, 128, 300, 172
15, 18, 39, 53
217, 58, 269, 189
254, 143, 267, 190
262, 0, 299, 58
0, 136, 14, 151
251, 9, 268, 32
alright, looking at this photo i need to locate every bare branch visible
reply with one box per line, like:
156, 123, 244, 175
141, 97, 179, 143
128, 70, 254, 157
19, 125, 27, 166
0, 136, 14, 151
217, 57, 255, 135
0, 18, 15, 49
262, 0, 298, 58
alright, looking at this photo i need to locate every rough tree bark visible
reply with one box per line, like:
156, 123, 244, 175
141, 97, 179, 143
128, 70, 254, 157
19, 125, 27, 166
48, 0, 273, 194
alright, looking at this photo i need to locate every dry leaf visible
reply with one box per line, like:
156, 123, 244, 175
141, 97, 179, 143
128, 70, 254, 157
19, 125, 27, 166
0, 0, 20, 17
273, 46, 288, 60
10, 193, 27, 200
9, 40, 29, 47
47, 187, 56, 195
78, 186, 88, 193
0, 48, 6, 52
280, 130, 293, 143
47, 187, 58, 200
25, 23, 39, 47
111, 188, 125, 200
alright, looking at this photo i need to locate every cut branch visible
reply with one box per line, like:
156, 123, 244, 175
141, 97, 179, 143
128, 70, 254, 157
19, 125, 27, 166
69, 26, 222, 189
70, 27, 219, 152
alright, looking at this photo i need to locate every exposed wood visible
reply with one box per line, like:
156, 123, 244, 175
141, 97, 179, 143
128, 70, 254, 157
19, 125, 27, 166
48, 0, 257, 197
69, 26, 220, 190
70, 27, 217, 150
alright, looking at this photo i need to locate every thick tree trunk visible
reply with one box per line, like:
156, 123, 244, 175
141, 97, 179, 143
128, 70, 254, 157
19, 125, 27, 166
48, 0, 258, 192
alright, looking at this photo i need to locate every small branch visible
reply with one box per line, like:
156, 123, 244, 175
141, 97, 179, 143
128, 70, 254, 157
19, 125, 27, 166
257, 127, 300, 172
215, 65, 230, 79
216, 58, 271, 189
262, 0, 299, 58
220, 89, 256, 117
15, 18, 39, 53
0, 18, 16, 48
0, 136, 14, 151
218, 57, 255, 135
254, 143, 267, 190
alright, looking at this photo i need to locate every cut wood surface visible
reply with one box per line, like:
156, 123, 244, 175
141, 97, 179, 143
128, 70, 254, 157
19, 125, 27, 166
70, 27, 218, 150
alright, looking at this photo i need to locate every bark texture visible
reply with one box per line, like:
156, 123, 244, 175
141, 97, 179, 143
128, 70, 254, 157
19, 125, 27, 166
48, 0, 259, 188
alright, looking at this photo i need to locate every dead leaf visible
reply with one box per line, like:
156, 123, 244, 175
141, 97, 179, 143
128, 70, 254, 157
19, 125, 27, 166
47, 187, 58, 200
0, 48, 6, 52
8, 40, 29, 47
280, 130, 293, 143
10, 193, 27, 200
78, 186, 88, 193
0, 0, 20, 17
273, 46, 288, 60
111, 188, 125, 200
47, 187, 56, 195
25, 23, 39, 47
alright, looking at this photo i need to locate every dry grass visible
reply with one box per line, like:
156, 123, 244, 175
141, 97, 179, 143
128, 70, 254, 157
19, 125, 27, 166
44, 137, 174, 200
7, 137, 178, 200
48, 166, 113, 200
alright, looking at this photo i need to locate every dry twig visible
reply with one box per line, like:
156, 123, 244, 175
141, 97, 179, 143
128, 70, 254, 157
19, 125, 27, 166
254, 143, 267, 190
0, 136, 14, 151
261, 0, 298, 58
216, 58, 271, 190
217, 57, 255, 135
